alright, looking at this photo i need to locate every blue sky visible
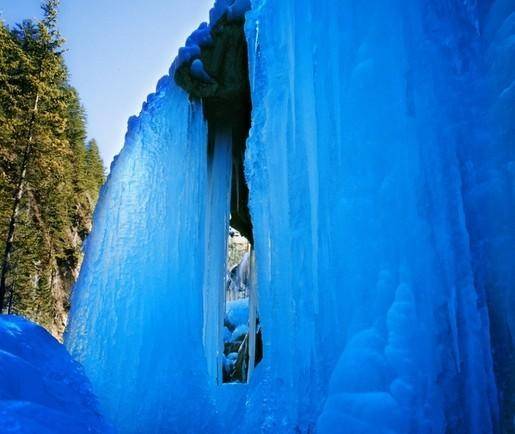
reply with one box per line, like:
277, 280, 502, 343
0, 0, 213, 166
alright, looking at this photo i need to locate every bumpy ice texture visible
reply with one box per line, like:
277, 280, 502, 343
67, 0, 514, 433
0, 316, 110, 433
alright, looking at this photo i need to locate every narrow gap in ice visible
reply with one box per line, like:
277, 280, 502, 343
174, 4, 260, 384
223, 229, 262, 383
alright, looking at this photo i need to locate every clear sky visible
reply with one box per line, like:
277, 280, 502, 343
0, 0, 213, 166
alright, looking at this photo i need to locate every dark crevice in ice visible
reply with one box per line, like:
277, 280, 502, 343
175, 15, 253, 244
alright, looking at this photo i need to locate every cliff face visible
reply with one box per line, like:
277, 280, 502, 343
46, 204, 95, 339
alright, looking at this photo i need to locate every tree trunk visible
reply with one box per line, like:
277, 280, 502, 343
0, 94, 39, 311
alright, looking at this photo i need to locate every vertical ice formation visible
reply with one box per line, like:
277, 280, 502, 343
203, 128, 232, 384
66, 80, 222, 433
244, 0, 513, 432
463, 1, 515, 428
66, 0, 514, 433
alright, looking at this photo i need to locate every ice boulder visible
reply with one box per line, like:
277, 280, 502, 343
0, 315, 110, 434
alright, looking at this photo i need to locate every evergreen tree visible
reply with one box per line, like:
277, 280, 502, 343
85, 139, 105, 198
0, 0, 105, 336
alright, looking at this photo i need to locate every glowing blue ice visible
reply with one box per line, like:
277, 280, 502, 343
0, 316, 110, 434
67, 0, 514, 432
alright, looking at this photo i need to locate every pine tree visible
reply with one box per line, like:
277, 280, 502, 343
0, 0, 104, 336
0, 17, 48, 312
85, 139, 105, 197
0, 23, 31, 312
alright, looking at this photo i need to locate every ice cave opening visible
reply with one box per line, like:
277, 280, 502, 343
224, 228, 263, 383
175, 10, 262, 384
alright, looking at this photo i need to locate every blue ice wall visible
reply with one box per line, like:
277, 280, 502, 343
462, 1, 515, 428
67, 0, 514, 433
244, 1, 513, 432
66, 81, 221, 432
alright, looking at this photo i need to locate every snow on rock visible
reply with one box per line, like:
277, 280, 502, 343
225, 298, 249, 327
209, 0, 233, 25
227, 0, 251, 21
0, 316, 110, 434
175, 0, 251, 70
190, 59, 213, 82
186, 22, 213, 48
176, 44, 201, 70
231, 324, 249, 341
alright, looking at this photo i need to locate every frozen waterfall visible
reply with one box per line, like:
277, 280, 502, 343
66, 0, 514, 433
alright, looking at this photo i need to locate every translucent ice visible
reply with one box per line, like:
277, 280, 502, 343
67, 0, 514, 432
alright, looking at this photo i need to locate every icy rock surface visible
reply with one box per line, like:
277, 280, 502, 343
226, 298, 249, 327
175, 0, 250, 70
67, 0, 514, 433
190, 59, 213, 82
0, 316, 109, 434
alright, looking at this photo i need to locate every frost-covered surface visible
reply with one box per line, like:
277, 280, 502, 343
176, 0, 250, 70
0, 316, 109, 433
223, 298, 249, 378
66, 0, 514, 433
226, 298, 248, 327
